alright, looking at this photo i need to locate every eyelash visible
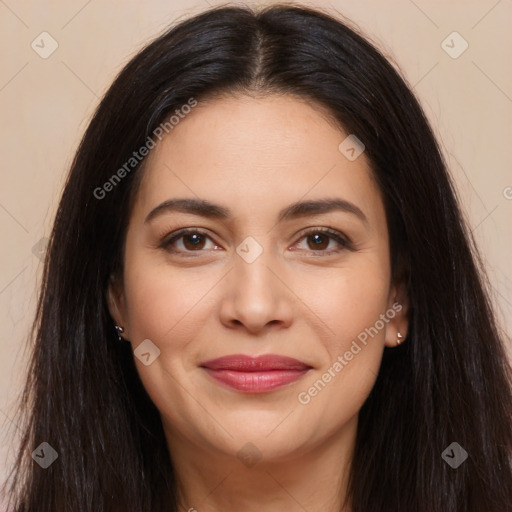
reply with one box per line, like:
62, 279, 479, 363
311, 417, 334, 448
160, 227, 352, 256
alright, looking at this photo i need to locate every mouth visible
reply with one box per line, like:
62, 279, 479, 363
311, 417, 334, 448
199, 354, 312, 393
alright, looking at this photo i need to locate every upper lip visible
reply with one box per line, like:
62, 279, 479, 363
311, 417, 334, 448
199, 354, 312, 371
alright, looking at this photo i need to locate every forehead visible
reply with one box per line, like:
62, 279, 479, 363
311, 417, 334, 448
133, 94, 385, 228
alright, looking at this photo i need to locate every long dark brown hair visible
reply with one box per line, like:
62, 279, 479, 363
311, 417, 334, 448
3, 4, 512, 511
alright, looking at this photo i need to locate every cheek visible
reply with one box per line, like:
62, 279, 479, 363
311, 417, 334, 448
300, 254, 390, 402
122, 253, 216, 345
314, 259, 390, 346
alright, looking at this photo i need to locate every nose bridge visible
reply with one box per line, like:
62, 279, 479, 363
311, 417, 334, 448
218, 235, 293, 332
233, 236, 280, 301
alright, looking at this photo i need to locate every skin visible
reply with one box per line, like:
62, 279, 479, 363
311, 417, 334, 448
108, 93, 409, 512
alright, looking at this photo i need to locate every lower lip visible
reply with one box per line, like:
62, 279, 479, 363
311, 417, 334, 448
202, 368, 310, 393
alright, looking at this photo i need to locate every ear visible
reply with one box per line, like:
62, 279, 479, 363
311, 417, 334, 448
106, 274, 128, 340
383, 280, 410, 348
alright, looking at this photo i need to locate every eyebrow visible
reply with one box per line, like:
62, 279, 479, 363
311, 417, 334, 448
144, 197, 369, 226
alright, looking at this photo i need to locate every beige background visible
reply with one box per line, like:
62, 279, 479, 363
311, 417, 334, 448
1, 0, 511, 495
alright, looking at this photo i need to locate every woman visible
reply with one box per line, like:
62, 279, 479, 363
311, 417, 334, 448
3, 4, 511, 511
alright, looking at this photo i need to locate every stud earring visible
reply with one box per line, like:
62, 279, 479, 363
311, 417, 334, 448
115, 325, 125, 342
396, 332, 403, 345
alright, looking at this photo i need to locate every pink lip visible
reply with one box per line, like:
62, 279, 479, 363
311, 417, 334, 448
199, 354, 312, 393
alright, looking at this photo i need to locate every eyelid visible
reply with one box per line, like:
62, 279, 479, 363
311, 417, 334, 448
160, 227, 352, 255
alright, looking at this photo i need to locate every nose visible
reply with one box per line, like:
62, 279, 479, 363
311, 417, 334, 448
218, 250, 294, 335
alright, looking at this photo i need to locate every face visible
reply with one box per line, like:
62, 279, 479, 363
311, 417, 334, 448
108, 94, 408, 464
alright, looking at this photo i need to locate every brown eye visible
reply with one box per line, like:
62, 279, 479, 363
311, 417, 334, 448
182, 233, 206, 250
162, 229, 219, 254
306, 233, 330, 250
294, 228, 351, 254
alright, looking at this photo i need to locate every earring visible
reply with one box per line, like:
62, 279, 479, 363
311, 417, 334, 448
396, 332, 403, 345
115, 325, 125, 342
